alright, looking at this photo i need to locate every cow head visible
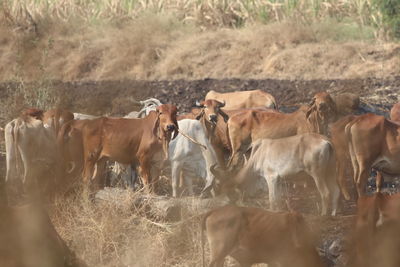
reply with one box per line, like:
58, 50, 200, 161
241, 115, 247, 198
305, 92, 337, 136
209, 164, 241, 201
21, 108, 44, 121
195, 99, 229, 125
152, 104, 179, 159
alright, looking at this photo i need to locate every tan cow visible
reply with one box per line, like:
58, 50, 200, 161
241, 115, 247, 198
201, 205, 324, 267
211, 133, 340, 216
330, 115, 358, 200
227, 92, 337, 167
194, 99, 276, 168
5, 114, 62, 197
390, 102, 400, 122
58, 104, 179, 192
349, 193, 400, 267
205, 89, 278, 110
345, 113, 400, 196
0, 202, 86, 267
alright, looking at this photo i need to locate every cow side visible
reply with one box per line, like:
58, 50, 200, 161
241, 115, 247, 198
201, 205, 324, 267
390, 102, 400, 122
205, 89, 278, 110
345, 114, 400, 196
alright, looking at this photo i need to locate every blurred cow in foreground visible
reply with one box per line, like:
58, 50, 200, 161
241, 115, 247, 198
5, 108, 75, 198
201, 205, 324, 267
0, 181, 86, 267
349, 193, 400, 267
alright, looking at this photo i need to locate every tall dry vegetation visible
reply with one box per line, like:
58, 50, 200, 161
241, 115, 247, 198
0, 0, 399, 82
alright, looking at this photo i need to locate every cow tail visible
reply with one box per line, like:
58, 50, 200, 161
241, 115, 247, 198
13, 119, 22, 177
339, 123, 355, 201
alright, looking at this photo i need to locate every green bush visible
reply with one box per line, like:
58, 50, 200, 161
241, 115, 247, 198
374, 0, 400, 38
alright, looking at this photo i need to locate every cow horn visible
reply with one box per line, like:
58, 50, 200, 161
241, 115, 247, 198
66, 161, 75, 174
218, 109, 229, 123
195, 100, 202, 107
210, 164, 222, 177
219, 100, 226, 108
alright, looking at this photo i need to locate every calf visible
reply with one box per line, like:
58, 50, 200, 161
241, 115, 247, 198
201, 205, 324, 267
212, 133, 340, 216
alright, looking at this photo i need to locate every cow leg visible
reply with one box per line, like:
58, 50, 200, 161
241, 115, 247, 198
355, 164, 369, 196
311, 173, 330, 216
171, 162, 182, 197
376, 171, 383, 193
184, 171, 194, 196
138, 155, 152, 193
266, 175, 280, 211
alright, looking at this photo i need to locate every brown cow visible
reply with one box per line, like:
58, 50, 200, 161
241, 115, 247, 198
0, 203, 86, 267
42, 109, 74, 135
345, 114, 400, 196
390, 102, 400, 122
21, 108, 44, 120
194, 100, 275, 168
58, 104, 178, 192
205, 89, 278, 110
201, 205, 324, 267
349, 193, 400, 267
227, 92, 337, 167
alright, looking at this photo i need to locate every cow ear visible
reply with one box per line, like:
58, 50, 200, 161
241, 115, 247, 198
152, 111, 161, 139
195, 109, 205, 120
218, 109, 229, 123
172, 115, 179, 140
305, 106, 315, 119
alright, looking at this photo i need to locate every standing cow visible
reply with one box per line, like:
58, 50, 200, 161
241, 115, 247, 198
211, 133, 340, 216
58, 104, 179, 193
168, 119, 217, 197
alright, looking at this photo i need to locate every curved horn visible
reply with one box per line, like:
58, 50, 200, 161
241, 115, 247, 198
218, 109, 229, 123
210, 164, 218, 176
195, 100, 203, 107
66, 161, 76, 174
219, 100, 226, 108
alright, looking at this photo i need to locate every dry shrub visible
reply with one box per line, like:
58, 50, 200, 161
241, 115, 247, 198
50, 190, 210, 267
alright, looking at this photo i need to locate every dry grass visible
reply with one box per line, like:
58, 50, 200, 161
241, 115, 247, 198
50, 189, 210, 267
0, 0, 398, 82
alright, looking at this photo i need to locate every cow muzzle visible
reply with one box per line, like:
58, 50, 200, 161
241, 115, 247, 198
209, 114, 217, 123
166, 124, 175, 132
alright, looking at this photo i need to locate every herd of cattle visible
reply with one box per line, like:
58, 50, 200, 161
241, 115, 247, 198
2, 89, 400, 266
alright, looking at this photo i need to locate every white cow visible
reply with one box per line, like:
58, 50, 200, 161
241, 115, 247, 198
213, 133, 340, 216
169, 119, 217, 197
5, 115, 61, 195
